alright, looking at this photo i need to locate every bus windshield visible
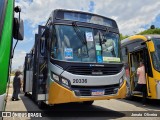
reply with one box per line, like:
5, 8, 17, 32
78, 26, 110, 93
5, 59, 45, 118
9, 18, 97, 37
51, 25, 120, 63
152, 38, 160, 71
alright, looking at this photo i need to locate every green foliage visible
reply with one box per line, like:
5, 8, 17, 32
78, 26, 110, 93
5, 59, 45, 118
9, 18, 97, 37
120, 27, 160, 41
137, 28, 160, 35
120, 33, 129, 40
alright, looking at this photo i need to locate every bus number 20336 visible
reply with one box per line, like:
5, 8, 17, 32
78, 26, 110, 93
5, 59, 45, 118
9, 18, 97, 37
73, 79, 87, 83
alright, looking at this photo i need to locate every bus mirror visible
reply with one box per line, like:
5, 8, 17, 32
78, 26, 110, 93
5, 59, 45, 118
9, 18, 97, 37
13, 18, 24, 40
148, 41, 155, 52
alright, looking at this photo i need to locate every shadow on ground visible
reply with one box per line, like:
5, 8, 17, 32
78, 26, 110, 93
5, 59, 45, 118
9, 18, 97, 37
20, 95, 125, 120
118, 97, 160, 110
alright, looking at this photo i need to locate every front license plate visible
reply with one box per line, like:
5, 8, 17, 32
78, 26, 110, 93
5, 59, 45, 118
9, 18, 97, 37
91, 90, 105, 96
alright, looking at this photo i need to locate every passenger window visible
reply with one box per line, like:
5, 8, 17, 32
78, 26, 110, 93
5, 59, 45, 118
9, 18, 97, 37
121, 47, 128, 63
40, 38, 45, 56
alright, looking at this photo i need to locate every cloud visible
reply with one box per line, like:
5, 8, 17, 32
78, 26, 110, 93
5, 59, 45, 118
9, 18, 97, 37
15, 0, 90, 28
16, 0, 160, 35
88, 1, 95, 12
92, 0, 160, 35
12, 50, 27, 69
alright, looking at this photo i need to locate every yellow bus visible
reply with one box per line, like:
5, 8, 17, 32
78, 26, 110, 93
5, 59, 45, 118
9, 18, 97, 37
23, 9, 126, 109
121, 35, 160, 99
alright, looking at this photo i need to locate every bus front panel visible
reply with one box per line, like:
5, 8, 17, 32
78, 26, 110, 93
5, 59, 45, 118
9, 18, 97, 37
47, 62, 126, 104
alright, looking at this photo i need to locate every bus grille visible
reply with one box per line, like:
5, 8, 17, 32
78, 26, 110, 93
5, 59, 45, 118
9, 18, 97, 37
71, 84, 119, 96
66, 66, 121, 75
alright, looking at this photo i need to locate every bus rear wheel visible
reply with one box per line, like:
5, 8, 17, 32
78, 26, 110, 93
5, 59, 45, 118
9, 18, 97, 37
24, 92, 29, 96
83, 101, 94, 105
37, 101, 47, 109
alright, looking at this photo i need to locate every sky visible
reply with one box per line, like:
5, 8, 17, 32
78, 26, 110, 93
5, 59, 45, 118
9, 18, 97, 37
12, 0, 160, 69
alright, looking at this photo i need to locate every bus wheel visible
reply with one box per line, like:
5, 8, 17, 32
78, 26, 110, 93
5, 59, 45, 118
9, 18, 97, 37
83, 101, 94, 105
24, 92, 29, 96
37, 101, 46, 109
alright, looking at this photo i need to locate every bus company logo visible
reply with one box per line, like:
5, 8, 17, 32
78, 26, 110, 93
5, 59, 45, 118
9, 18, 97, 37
92, 71, 103, 75
89, 64, 104, 67
2, 112, 12, 117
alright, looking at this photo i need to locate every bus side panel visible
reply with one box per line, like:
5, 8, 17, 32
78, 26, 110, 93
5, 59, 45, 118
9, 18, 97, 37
150, 70, 160, 99
148, 77, 157, 99
0, 0, 14, 97
156, 82, 160, 99
25, 71, 33, 92
154, 70, 160, 99
0, 0, 14, 111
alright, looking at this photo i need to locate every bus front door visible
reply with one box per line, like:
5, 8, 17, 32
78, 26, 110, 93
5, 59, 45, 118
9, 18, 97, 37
129, 52, 139, 93
129, 49, 150, 96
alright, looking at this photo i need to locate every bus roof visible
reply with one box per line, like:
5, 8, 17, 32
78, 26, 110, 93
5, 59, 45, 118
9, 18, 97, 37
121, 34, 160, 45
53, 9, 115, 21
51, 9, 118, 28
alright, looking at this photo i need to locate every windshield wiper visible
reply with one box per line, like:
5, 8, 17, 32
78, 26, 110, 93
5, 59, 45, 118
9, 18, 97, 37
98, 32, 103, 55
98, 30, 109, 55
72, 21, 87, 45
72, 21, 89, 57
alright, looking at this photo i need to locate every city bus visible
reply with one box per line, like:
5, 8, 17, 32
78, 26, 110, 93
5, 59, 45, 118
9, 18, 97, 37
121, 35, 160, 99
23, 9, 126, 108
0, 0, 24, 111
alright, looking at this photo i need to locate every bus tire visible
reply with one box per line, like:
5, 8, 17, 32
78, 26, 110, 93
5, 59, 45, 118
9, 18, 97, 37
83, 101, 94, 105
24, 92, 29, 96
37, 101, 46, 109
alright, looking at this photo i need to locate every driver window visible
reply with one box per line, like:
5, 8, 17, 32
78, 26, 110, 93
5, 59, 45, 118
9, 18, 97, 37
102, 39, 116, 57
51, 26, 58, 59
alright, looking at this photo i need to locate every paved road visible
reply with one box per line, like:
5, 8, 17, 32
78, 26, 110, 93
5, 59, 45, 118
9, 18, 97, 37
5, 77, 160, 120
18, 95, 160, 120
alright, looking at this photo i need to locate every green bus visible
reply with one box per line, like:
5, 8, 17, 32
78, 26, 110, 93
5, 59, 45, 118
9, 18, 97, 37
0, 0, 23, 111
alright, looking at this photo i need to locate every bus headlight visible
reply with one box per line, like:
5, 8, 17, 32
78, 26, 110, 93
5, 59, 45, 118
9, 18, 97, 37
62, 78, 69, 86
52, 73, 59, 82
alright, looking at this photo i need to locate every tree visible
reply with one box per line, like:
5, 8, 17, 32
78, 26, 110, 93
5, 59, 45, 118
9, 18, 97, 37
120, 25, 160, 41
120, 33, 129, 40
137, 28, 160, 35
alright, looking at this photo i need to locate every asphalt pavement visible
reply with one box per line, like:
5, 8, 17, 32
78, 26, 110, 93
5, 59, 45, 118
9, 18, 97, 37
3, 83, 160, 120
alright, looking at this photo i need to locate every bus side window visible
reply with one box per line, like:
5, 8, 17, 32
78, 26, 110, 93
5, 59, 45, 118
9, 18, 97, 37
40, 38, 45, 56
50, 26, 58, 59
121, 47, 128, 63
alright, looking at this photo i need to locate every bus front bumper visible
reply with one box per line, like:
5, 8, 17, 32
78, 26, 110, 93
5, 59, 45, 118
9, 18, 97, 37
48, 81, 126, 104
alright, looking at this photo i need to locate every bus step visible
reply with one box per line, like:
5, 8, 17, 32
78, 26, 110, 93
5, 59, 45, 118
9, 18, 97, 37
132, 91, 142, 95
